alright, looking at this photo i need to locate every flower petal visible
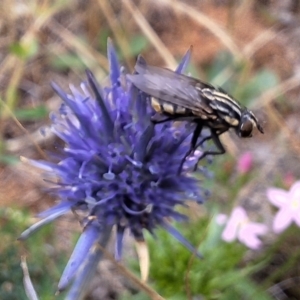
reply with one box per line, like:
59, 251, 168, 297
251, 223, 268, 235
293, 210, 300, 227
86, 70, 114, 139
221, 207, 246, 242
19, 209, 68, 240
107, 38, 120, 88
272, 207, 293, 233
239, 228, 263, 250
37, 201, 73, 218
162, 222, 203, 258
64, 225, 113, 298
215, 214, 227, 225
58, 224, 102, 291
175, 46, 192, 74
266, 188, 289, 208
115, 225, 125, 261
237, 152, 253, 174
238, 223, 268, 249
289, 181, 300, 202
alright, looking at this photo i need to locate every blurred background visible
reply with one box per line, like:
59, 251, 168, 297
1, 0, 300, 299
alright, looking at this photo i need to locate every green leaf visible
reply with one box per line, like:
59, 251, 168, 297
223, 277, 273, 300
120, 291, 151, 300
128, 35, 149, 57
51, 53, 86, 71
118, 35, 149, 59
0, 154, 19, 165
238, 69, 279, 104
98, 29, 111, 51
207, 51, 235, 82
9, 39, 39, 60
0, 208, 68, 300
14, 105, 48, 121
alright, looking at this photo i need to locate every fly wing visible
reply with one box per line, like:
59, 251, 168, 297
128, 56, 214, 114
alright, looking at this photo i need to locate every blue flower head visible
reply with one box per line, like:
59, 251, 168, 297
20, 41, 210, 290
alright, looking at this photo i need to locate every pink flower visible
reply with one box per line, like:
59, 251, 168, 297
267, 181, 300, 233
217, 207, 268, 249
282, 172, 295, 189
237, 152, 253, 174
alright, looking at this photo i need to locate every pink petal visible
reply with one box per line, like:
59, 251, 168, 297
222, 226, 237, 242
266, 188, 289, 208
247, 223, 268, 235
283, 172, 295, 188
240, 232, 262, 250
238, 223, 268, 249
231, 206, 247, 220
289, 181, 300, 202
221, 207, 246, 242
293, 211, 300, 227
238, 223, 268, 239
237, 152, 253, 174
216, 214, 227, 225
273, 208, 293, 233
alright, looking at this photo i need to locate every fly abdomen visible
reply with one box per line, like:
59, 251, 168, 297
191, 110, 217, 120
151, 97, 163, 113
151, 95, 219, 121
151, 97, 191, 116
175, 105, 188, 114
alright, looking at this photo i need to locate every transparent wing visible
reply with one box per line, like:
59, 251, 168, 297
128, 56, 214, 114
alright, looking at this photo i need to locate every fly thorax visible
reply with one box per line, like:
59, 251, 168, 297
201, 88, 215, 101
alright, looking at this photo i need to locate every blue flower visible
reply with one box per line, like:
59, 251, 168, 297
20, 41, 210, 291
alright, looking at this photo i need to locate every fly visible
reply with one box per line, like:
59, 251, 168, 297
128, 55, 264, 172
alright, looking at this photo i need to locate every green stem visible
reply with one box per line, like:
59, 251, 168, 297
262, 247, 300, 289
260, 227, 300, 288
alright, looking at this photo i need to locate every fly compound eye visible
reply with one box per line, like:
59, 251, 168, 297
239, 119, 253, 137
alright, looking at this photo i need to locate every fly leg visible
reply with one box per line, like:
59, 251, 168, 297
177, 123, 203, 174
151, 113, 196, 124
192, 129, 226, 171
149, 115, 223, 174
151, 113, 175, 124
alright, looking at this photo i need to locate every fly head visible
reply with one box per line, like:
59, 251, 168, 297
238, 110, 264, 138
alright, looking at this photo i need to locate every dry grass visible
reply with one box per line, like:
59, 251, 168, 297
1, 0, 300, 298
